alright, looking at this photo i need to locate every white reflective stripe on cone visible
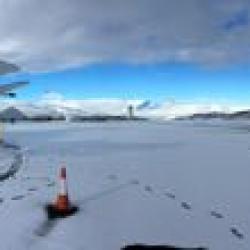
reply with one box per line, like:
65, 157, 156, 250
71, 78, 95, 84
59, 178, 68, 195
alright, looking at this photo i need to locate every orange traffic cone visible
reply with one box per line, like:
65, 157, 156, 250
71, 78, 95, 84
54, 167, 70, 212
46, 166, 77, 218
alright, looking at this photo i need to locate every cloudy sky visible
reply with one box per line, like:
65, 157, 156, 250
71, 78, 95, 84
0, 0, 250, 104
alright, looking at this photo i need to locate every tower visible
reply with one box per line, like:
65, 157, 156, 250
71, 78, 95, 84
128, 105, 134, 119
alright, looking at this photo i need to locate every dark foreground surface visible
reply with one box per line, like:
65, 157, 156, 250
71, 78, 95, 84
122, 244, 207, 250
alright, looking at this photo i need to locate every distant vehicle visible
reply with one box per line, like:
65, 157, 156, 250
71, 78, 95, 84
0, 81, 29, 98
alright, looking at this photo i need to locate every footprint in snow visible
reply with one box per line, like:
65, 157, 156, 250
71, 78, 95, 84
210, 211, 224, 219
130, 179, 140, 185
230, 227, 244, 240
165, 192, 176, 199
11, 195, 25, 201
181, 202, 192, 210
28, 187, 38, 192
144, 185, 153, 193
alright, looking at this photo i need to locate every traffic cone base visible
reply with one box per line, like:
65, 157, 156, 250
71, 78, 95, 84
46, 203, 78, 219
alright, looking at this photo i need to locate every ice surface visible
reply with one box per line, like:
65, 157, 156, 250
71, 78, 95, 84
0, 120, 250, 250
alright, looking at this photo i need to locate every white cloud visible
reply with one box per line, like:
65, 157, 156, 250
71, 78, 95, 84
0, 0, 249, 72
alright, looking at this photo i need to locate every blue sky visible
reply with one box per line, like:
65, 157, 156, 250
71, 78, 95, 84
1, 62, 250, 104
0, 0, 250, 105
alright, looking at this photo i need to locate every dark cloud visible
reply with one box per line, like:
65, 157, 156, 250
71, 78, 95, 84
0, 0, 249, 72
223, 10, 249, 31
0, 60, 19, 75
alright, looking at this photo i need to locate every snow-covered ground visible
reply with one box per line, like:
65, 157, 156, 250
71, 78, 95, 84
0, 120, 250, 250
0, 142, 18, 175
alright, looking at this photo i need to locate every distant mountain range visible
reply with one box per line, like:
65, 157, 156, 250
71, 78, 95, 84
0, 106, 147, 122
0, 94, 250, 122
176, 110, 250, 120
